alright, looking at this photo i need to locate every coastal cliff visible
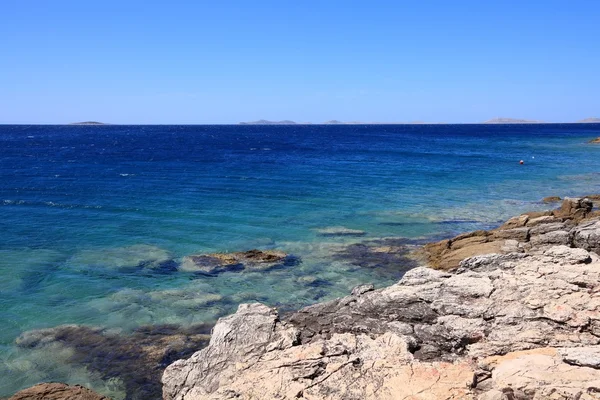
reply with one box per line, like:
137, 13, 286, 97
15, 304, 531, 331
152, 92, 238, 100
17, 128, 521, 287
162, 198, 600, 400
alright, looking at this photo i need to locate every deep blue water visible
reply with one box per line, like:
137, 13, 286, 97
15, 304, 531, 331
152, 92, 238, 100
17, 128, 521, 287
0, 123, 599, 397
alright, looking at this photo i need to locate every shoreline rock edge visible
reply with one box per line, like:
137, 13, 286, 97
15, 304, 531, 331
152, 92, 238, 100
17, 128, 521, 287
162, 198, 600, 400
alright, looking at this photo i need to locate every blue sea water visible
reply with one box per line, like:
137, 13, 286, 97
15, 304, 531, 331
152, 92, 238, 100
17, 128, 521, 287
0, 123, 599, 397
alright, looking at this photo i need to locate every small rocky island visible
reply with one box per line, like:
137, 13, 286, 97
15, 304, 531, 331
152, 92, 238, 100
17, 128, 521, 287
69, 121, 108, 125
483, 118, 543, 124
578, 117, 600, 123
238, 120, 298, 125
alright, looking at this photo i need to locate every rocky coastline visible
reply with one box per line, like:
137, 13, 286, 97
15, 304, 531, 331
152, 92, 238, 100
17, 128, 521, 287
8, 197, 600, 399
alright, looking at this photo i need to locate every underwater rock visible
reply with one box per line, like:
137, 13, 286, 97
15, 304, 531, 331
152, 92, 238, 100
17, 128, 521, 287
16, 323, 212, 400
315, 226, 366, 236
179, 249, 296, 274
332, 237, 419, 279
9, 382, 110, 400
67, 244, 175, 272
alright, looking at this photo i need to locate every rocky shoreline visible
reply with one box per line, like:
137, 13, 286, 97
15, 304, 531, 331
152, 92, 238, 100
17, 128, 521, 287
8, 197, 600, 399
161, 197, 600, 400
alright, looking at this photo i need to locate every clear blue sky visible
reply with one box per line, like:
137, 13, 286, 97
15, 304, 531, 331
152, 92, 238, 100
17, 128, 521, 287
1, 0, 599, 124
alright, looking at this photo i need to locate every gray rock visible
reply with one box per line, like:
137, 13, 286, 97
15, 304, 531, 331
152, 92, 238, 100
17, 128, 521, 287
529, 221, 568, 235
351, 283, 375, 296
529, 230, 572, 247
572, 220, 600, 254
543, 245, 591, 264
162, 303, 298, 399
560, 346, 600, 369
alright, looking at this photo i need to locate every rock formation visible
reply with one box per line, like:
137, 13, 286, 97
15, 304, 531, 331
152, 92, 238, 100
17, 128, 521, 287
421, 197, 599, 271
8, 383, 110, 400
589, 137, 600, 144
179, 249, 296, 274
162, 198, 600, 400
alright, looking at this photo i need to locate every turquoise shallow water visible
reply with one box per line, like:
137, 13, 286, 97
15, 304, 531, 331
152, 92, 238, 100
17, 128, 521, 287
0, 124, 599, 397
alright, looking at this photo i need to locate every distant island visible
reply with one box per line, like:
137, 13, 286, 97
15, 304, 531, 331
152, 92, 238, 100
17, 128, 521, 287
237, 118, 598, 125
239, 120, 297, 125
483, 118, 543, 124
69, 121, 107, 125
578, 117, 600, 123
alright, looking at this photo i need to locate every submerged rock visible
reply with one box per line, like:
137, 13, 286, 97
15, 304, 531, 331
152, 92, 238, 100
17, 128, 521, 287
179, 249, 296, 274
9, 383, 110, 400
67, 244, 175, 272
315, 226, 366, 236
16, 323, 212, 400
332, 237, 419, 279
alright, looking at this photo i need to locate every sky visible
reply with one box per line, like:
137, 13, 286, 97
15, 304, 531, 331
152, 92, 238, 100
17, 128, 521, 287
1, 0, 599, 124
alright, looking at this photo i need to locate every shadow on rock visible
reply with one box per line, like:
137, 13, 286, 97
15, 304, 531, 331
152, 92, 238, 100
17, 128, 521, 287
16, 323, 213, 400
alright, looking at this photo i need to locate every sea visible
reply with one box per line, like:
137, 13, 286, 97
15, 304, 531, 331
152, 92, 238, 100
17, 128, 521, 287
1, 123, 599, 398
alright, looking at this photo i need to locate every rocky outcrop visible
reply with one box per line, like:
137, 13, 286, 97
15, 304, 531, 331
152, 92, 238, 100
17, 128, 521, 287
589, 137, 600, 144
179, 249, 295, 274
162, 242, 600, 399
8, 383, 110, 400
422, 197, 600, 270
